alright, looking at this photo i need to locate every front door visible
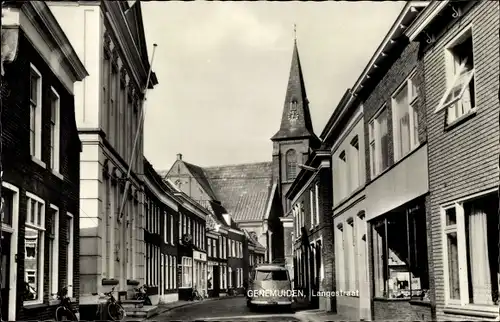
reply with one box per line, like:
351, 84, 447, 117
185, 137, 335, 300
213, 265, 220, 296
1, 232, 11, 321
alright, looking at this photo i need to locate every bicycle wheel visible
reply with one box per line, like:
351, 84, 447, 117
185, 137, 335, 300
56, 307, 77, 321
108, 302, 125, 321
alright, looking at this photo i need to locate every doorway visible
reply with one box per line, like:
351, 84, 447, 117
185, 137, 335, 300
1, 232, 11, 321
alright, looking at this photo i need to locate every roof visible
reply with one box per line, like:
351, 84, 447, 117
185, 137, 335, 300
243, 229, 266, 250
182, 161, 218, 200
203, 162, 274, 222
271, 40, 319, 143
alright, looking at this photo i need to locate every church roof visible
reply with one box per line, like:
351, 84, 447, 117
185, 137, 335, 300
203, 162, 274, 222
271, 40, 318, 142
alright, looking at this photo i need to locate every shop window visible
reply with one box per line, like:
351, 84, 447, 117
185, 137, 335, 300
371, 200, 429, 300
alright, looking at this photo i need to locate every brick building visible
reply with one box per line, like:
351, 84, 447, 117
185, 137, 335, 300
143, 158, 178, 307
1, 2, 87, 320
320, 89, 369, 319
205, 210, 225, 298
165, 180, 208, 301
405, 1, 499, 320
285, 149, 332, 311
46, 1, 158, 314
350, 2, 431, 320
243, 230, 266, 280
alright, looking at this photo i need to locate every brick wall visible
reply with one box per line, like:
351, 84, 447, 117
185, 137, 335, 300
373, 300, 433, 321
422, 1, 500, 320
2, 31, 81, 320
362, 40, 422, 183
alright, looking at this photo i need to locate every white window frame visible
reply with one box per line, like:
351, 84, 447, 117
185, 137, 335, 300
228, 267, 232, 288
48, 204, 59, 299
164, 212, 168, 244
368, 105, 389, 178
181, 256, 193, 288
161, 253, 165, 293
170, 215, 174, 244
24, 192, 45, 305
391, 70, 419, 162
436, 25, 476, 123
349, 135, 362, 190
335, 223, 345, 290
173, 256, 177, 289
314, 184, 320, 226
440, 188, 498, 309
309, 189, 314, 229
49, 87, 61, 174
29, 64, 44, 165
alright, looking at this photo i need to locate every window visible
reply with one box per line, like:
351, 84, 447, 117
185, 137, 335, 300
239, 242, 243, 258
172, 256, 176, 289
170, 214, 175, 245
24, 193, 45, 304
391, 73, 419, 162
338, 151, 348, 199
208, 239, 212, 257
437, 27, 475, 124
187, 217, 191, 236
232, 240, 236, 257
314, 184, 320, 226
167, 211, 169, 244
346, 218, 357, 291
372, 200, 429, 300
228, 267, 232, 288
310, 189, 315, 228
161, 253, 165, 291
29, 64, 42, 161
350, 135, 362, 189
181, 257, 193, 288
220, 265, 227, 289
255, 270, 289, 281
49, 88, 61, 172
48, 205, 59, 299
208, 264, 214, 290
368, 106, 390, 178
286, 149, 297, 180
442, 192, 498, 306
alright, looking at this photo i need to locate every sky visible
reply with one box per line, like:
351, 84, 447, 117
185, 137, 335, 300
141, 1, 406, 171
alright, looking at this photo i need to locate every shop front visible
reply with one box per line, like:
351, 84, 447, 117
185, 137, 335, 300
368, 195, 432, 320
193, 250, 207, 297
207, 261, 220, 297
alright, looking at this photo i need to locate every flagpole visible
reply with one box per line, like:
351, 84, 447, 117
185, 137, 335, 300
117, 43, 157, 223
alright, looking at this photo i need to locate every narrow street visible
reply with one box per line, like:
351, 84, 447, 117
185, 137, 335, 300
151, 297, 304, 321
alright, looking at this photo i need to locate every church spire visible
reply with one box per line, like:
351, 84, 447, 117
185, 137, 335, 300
271, 27, 316, 141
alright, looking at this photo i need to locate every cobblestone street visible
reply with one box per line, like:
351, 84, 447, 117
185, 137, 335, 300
149, 297, 303, 321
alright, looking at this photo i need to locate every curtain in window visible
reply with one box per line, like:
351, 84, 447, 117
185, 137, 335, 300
468, 205, 491, 305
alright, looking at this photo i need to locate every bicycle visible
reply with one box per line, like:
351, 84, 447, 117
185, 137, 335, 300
134, 284, 152, 305
55, 286, 79, 321
191, 287, 203, 301
92, 286, 125, 321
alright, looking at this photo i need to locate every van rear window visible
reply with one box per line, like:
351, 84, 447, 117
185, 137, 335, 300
255, 270, 288, 281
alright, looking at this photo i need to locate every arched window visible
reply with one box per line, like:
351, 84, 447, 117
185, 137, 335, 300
286, 149, 297, 180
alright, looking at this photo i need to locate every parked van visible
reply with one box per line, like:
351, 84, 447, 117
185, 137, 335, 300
246, 263, 293, 311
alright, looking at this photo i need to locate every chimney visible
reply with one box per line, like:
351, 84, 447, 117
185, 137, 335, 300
222, 214, 231, 226
177, 153, 182, 161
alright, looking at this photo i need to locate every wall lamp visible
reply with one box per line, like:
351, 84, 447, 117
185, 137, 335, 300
298, 164, 318, 172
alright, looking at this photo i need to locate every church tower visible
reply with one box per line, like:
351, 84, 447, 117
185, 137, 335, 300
271, 32, 320, 214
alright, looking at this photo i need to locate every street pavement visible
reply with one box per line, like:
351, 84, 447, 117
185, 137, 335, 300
149, 296, 304, 321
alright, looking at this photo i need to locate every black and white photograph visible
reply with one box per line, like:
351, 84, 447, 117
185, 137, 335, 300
0, 0, 499, 321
